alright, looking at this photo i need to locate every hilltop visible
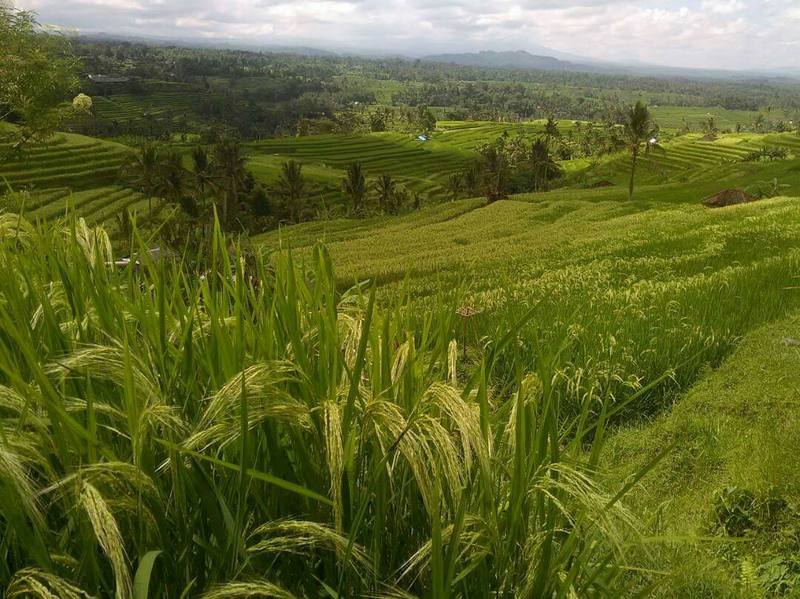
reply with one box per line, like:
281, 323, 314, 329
422, 49, 599, 72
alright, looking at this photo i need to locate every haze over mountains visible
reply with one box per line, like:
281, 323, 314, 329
77, 31, 800, 81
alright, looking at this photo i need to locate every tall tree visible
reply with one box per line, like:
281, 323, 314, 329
446, 172, 464, 202
155, 149, 189, 209
0, 6, 80, 150
191, 146, 215, 202
212, 138, 247, 229
623, 101, 657, 201
373, 174, 396, 214
122, 142, 161, 217
478, 143, 510, 203
543, 117, 561, 145
529, 139, 563, 192
342, 162, 367, 215
276, 159, 306, 222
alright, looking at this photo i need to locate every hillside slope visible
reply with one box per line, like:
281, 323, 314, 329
605, 313, 800, 596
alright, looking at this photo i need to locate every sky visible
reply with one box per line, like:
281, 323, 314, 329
13, 0, 800, 71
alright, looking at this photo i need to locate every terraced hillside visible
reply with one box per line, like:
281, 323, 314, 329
92, 90, 205, 123
0, 131, 161, 230
5, 185, 151, 226
247, 131, 472, 200
246, 121, 567, 202
260, 155, 800, 422
587, 132, 800, 187
0, 132, 130, 191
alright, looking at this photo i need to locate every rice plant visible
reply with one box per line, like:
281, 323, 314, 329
0, 213, 652, 596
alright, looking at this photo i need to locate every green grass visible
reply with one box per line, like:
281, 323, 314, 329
604, 312, 800, 597
649, 105, 786, 130
3, 111, 800, 595
0, 132, 130, 191
260, 185, 800, 419
91, 90, 207, 123
0, 216, 648, 596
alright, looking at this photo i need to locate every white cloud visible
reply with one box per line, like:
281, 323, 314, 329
12, 0, 799, 70
701, 0, 745, 14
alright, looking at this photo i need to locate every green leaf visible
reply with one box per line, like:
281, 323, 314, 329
133, 550, 162, 599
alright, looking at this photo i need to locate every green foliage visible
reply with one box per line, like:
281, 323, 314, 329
742, 146, 790, 162
0, 215, 652, 596
623, 100, 659, 200
341, 161, 367, 214
0, 7, 80, 149
275, 159, 307, 222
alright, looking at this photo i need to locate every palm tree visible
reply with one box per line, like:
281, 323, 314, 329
543, 117, 561, 146
277, 160, 306, 222
462, 164, 481, 197
446, 172, 464, 202
154, 149, 189, 215
374, 174, 396, 214
623, 101, 657, 201
342, 162, 367, 215
212, 138, 247, 229
529, 139, 563, 192
191, 146, 215, 202
478, 144, 510, 203
122, 142, 161, 217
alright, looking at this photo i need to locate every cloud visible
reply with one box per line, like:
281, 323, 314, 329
12, 0, 797, 70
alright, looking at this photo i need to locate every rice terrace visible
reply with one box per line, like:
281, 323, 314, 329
2, 1, 800, 597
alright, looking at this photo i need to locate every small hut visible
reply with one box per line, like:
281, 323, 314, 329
702, 189, 757, 208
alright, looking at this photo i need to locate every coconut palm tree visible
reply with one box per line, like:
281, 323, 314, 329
155, 149, 189, 208
374, 174, 396, 214
276, 160, 306, 222
529, 139, 563, 192
752, 114, 766, 133
191, 146, 215, 202
462, 164, 481, 197
446, 172, 464, 202
122, 142, 161, 217
623, 101, 657, 201
212, 138, 247, 229
543, 117, 561, 146
478, 144, 510, 203
342, 162, 367, 215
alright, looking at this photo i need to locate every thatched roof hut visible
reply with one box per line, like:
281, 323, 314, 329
702, 189, 757, 208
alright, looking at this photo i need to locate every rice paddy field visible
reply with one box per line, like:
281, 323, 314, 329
3, 111, 800, 595
0, 132, 130, 191
649, 105, 785, 130
245, 120, 569, 202
91, 91, 203, 123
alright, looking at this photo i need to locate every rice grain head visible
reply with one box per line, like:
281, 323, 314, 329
80, 481, 132, 599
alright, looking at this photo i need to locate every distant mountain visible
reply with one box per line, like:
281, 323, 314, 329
422, 50, 603, 72
79, 32, 337, 57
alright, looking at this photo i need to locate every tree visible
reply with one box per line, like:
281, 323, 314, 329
369, 111, 387, 132
212, 138, 247, 229
701, 117, 718, 137
446, 172, 464, 202
416, 105, 436, 133
122, 142, 161, 217
276, 160, 306, 222
373, 174, 396, 214
0, 6, 81, 150
191, 146, 215, 210
462, 164, 481, 197
752, 114, 766, 133
622, 101, 657, 201
155, 149, 188, 208
478, 143, 511, 203
543, 117, 561, 145
342, 162, 367, 215
529, 139, 563, 192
